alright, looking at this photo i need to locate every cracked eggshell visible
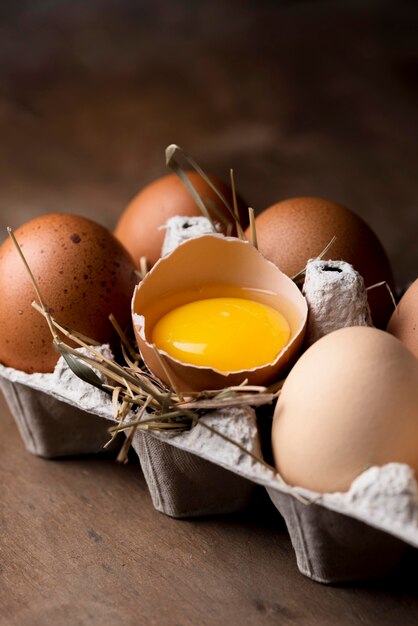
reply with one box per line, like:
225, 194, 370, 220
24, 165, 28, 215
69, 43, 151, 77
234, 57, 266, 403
132, 234, 308, 392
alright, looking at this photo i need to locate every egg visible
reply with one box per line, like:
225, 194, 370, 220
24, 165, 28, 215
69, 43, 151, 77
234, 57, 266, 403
132, 234, 308, 392
387, 279, 418, 358
272, 327, 418, 493
115, 171, 248, 267
247, 197, 395, 329
0, 214, 138, 373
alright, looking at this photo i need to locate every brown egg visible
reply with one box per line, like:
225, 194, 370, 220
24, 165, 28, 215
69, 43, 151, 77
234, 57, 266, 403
247, 197, 395, 328
0, 214, 138, 373
387, 279, 418, 358
115, 171, 248, 267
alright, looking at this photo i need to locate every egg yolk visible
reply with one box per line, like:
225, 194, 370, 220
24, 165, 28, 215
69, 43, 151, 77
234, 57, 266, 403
152, 297, 290, 373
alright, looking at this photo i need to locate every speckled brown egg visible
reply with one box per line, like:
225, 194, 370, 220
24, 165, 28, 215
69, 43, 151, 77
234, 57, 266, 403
114, 171, 248, 267
248, 197, 395, 328
387, 279, 418, 358
0, 213, 138, 373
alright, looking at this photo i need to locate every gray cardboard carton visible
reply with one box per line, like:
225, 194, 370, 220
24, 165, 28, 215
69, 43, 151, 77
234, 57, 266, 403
0, 376, 116, 457
0, 356, 256, 517
1, 354, 417, 584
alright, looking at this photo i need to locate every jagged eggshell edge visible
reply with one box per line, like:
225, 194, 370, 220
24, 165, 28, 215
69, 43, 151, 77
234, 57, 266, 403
132, 234, 308, 391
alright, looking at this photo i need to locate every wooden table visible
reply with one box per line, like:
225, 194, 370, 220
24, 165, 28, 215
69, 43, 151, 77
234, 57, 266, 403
1, 2, 417, 624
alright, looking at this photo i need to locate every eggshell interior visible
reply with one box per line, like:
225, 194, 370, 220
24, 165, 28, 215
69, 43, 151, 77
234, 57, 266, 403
132, 234, 308, 391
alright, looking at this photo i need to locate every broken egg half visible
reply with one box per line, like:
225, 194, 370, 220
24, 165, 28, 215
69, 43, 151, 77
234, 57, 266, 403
132, 234, 308, 391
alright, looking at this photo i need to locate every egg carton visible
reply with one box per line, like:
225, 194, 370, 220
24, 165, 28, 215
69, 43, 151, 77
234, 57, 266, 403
1, 353, 417, 585
0, 356, 255, 517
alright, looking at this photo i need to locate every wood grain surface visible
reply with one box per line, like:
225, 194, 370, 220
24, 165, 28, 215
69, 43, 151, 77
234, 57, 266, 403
0, 1, 417, 625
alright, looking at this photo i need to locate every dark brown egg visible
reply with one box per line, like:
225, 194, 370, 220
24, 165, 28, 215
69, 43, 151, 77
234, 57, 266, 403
114, 171, 248, 267
387, 279, 418, 358
0, 214, 138, 373
247, 197, 395, 328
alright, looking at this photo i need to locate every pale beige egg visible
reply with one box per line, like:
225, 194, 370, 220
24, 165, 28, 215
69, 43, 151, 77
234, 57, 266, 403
272, 326, 418, 493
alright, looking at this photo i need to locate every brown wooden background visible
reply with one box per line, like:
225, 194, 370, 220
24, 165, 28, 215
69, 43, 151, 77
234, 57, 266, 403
1, 1, 417, 624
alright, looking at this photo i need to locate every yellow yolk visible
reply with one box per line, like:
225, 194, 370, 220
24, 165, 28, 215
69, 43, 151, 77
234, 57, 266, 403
152, 297, 290, 373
